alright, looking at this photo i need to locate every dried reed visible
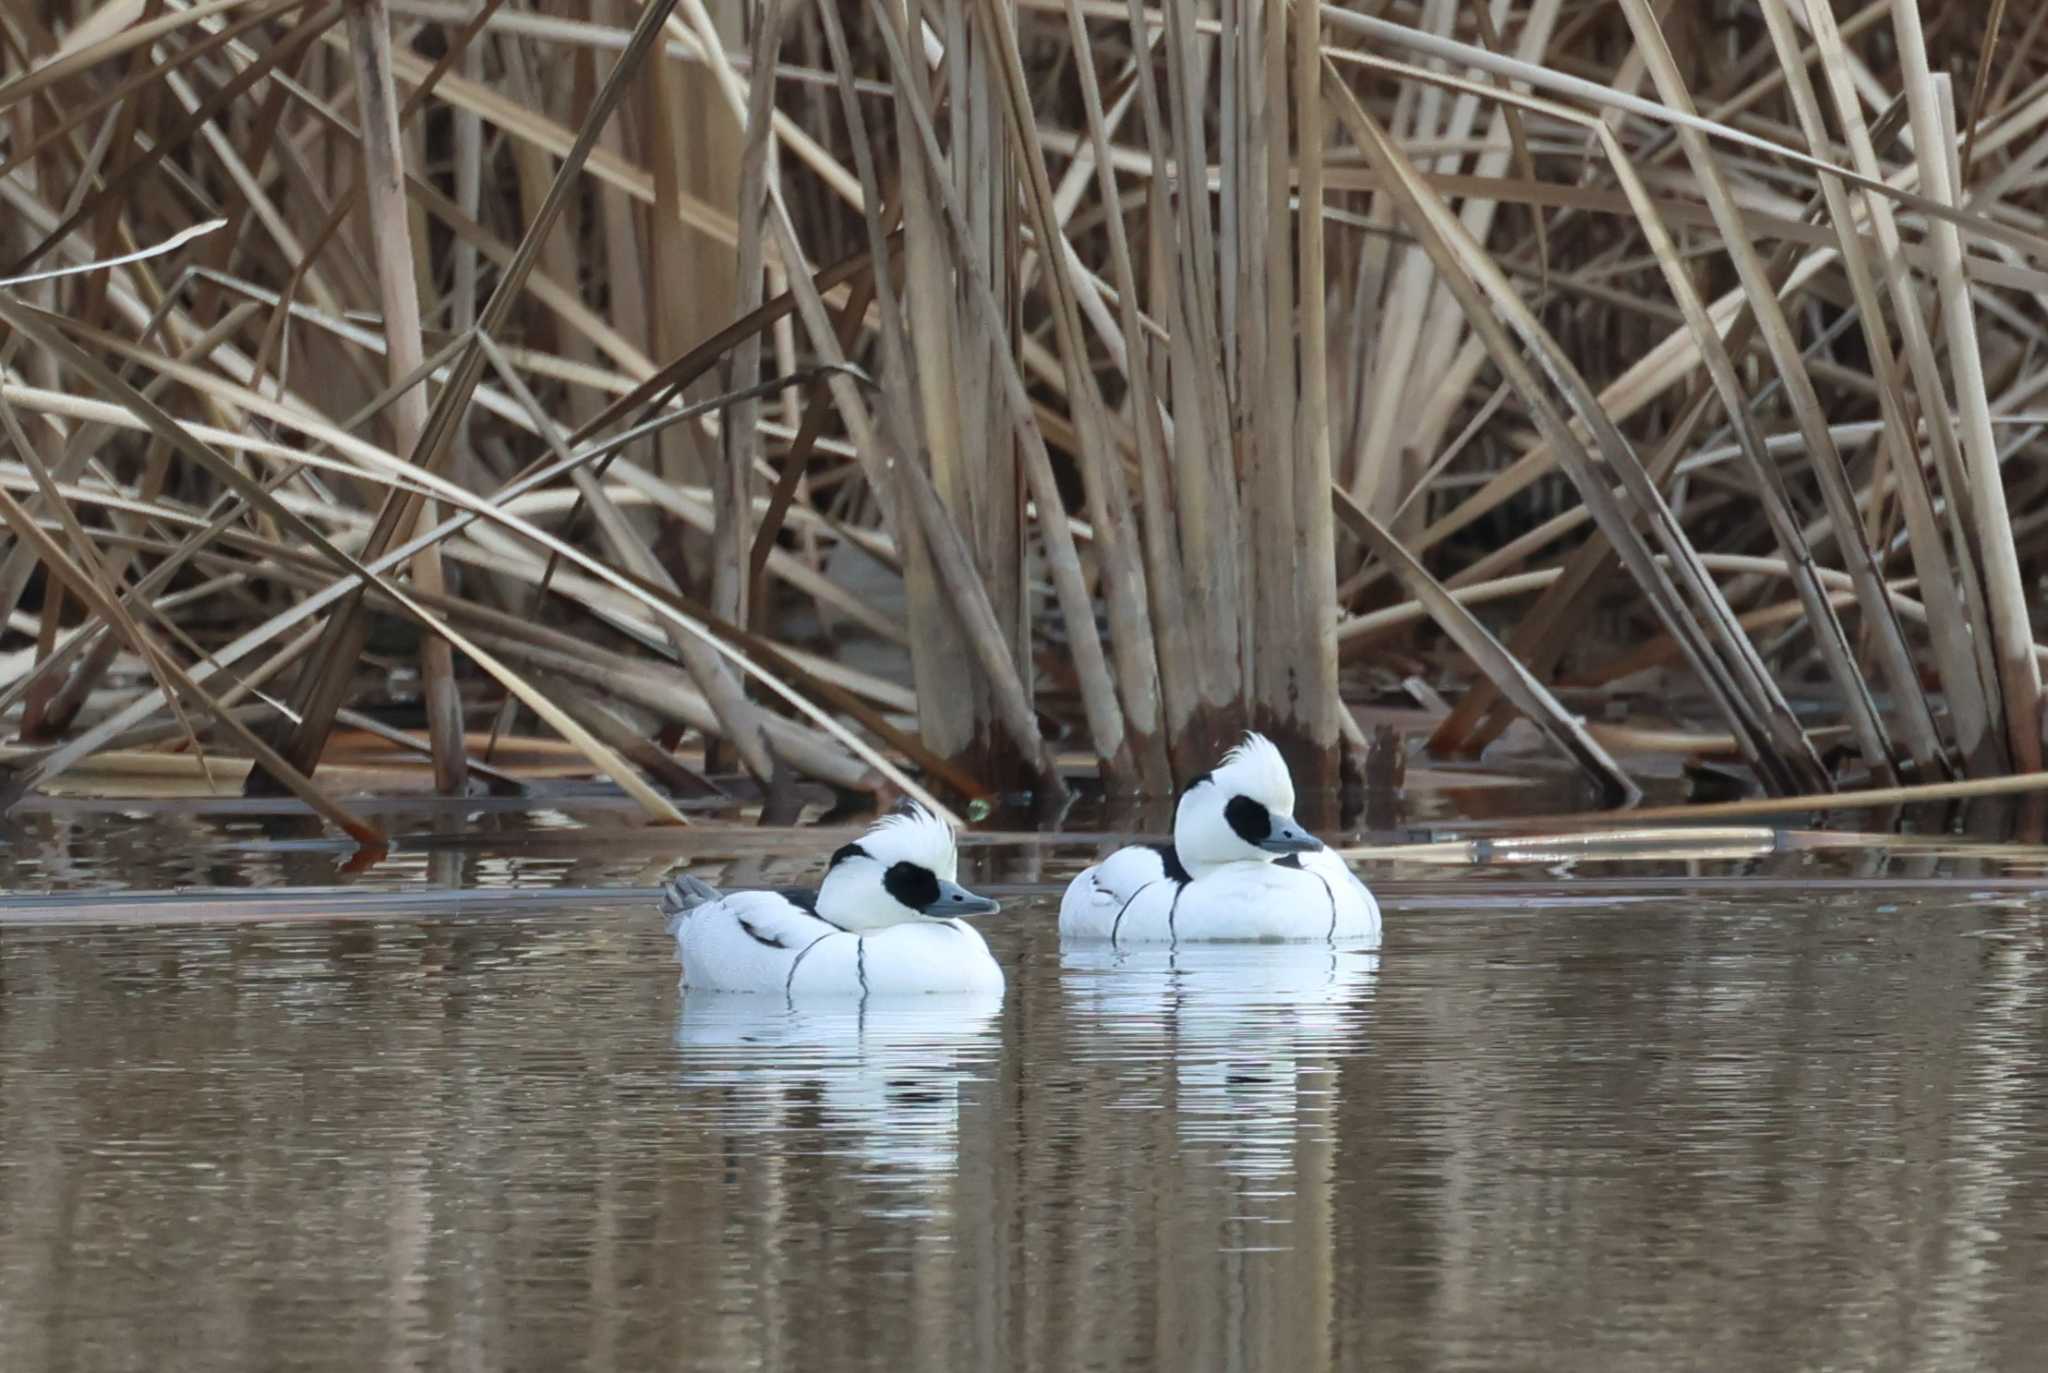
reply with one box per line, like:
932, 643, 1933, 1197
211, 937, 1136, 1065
0, 1, 2043, 828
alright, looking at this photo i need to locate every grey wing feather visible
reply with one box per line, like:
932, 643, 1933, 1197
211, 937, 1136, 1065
660, 873, 726, 933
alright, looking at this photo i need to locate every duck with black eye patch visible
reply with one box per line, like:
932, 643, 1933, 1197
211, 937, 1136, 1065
663, 801, 1006, 996
1059, 732, 1381, 946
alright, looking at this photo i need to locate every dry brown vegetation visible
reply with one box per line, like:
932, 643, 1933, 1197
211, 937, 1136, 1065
0, 0, 2045, 838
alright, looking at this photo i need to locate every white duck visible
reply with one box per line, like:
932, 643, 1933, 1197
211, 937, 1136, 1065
1059, 733, 1381, 945
665, 802, 1005, 996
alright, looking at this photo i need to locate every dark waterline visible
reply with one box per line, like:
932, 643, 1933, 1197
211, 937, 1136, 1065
3, 810, 2047, 1371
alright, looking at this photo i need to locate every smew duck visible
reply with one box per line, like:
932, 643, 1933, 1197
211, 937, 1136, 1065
1059, 733, 1381, 945
666, 802, 1004, 996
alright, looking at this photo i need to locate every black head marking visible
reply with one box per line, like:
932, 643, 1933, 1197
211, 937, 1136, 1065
882, 861, 942, 912
1224, 794, 1274, 846
828, 842, 869, 871
1179, 769, 1215, 801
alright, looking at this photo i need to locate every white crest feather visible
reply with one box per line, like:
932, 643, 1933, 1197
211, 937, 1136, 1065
1212, 732, 1296, 814
858, 800, 960, 881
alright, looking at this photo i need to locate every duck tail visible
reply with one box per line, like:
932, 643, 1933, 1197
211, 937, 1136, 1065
659, 873, 725, 934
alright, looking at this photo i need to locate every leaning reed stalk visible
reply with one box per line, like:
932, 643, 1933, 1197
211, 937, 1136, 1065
1800, 0, 2008, 769
1768, 0, 1990, 775
1618, 0, 1924, 782
256, 0, 687, 796
1290, 0, 1341, 783
845, 0, 1117, 792
1429, 381, 1715, 759
1245, 0, 1301, 768
1897, 10, 2044, 773
975, 0, 1171, 793
1155, 0, 1245, 733
0, 294, 692, 826
888, 0, 1008, 783
1321, 58, 1829, 795
951, 0, 1034, 791
1335, 486, 1638, 805
343, 0, 465, 795
11, 1, 2048, 830
808, 0, 1052, 789
1061, 0, 1204, 778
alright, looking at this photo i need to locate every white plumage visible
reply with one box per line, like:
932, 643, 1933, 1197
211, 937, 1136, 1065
856, 801, 962, 881
1062, 844, 1379, 943
1060, 732, 1381, 945
1213, 732, 1296, 813
667, 802, 1005, 996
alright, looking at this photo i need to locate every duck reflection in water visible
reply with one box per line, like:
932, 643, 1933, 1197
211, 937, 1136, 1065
1060, 941, 1380, 1181
672, 991, 1003, 1178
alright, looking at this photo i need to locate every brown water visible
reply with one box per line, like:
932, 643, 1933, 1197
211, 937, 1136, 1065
4, 807, 2048, 1371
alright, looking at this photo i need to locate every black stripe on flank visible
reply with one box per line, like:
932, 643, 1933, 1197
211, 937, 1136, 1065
783, 932, 836, 995
737, 917, 789, 949
1109, 881, 1159, 945
856, 937, 869, 996
1277, 855, 1339, 936
772, 886, 849, 931
1167, 882, 1186, 945
1147, 842, 1192, 885
1309, 869, 1339, 938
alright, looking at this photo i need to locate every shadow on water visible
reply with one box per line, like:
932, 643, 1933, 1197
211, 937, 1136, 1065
3, 792, 2048, 1370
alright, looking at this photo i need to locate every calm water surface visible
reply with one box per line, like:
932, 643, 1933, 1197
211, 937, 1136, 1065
3, 810, 2048, 1370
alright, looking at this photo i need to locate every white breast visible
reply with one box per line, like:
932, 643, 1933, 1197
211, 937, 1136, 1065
1059, 844, 1380, 945
675, 890, 1004, 996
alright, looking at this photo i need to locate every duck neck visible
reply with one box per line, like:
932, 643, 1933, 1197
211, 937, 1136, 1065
813, 866, 872, 930
1182, 851, 1272, 881
814, 863, 915, 932
1171, 805, 1272, 881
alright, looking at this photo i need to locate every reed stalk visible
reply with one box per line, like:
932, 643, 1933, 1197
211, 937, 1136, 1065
4, 1, 2046, 830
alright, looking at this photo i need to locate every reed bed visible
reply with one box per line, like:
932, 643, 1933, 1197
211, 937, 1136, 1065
1, 0, 2045, 838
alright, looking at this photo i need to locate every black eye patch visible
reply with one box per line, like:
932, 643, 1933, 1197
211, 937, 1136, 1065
882, 861, 942, 911
1223, 795, 1273, 845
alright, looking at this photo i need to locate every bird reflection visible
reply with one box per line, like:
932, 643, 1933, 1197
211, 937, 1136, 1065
1060, 942, 1380, 1180
672, 991, 1003, 1177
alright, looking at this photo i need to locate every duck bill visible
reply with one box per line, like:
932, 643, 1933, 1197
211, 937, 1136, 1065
933, 879, 1002, 917
1258, 818, 1321, 854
